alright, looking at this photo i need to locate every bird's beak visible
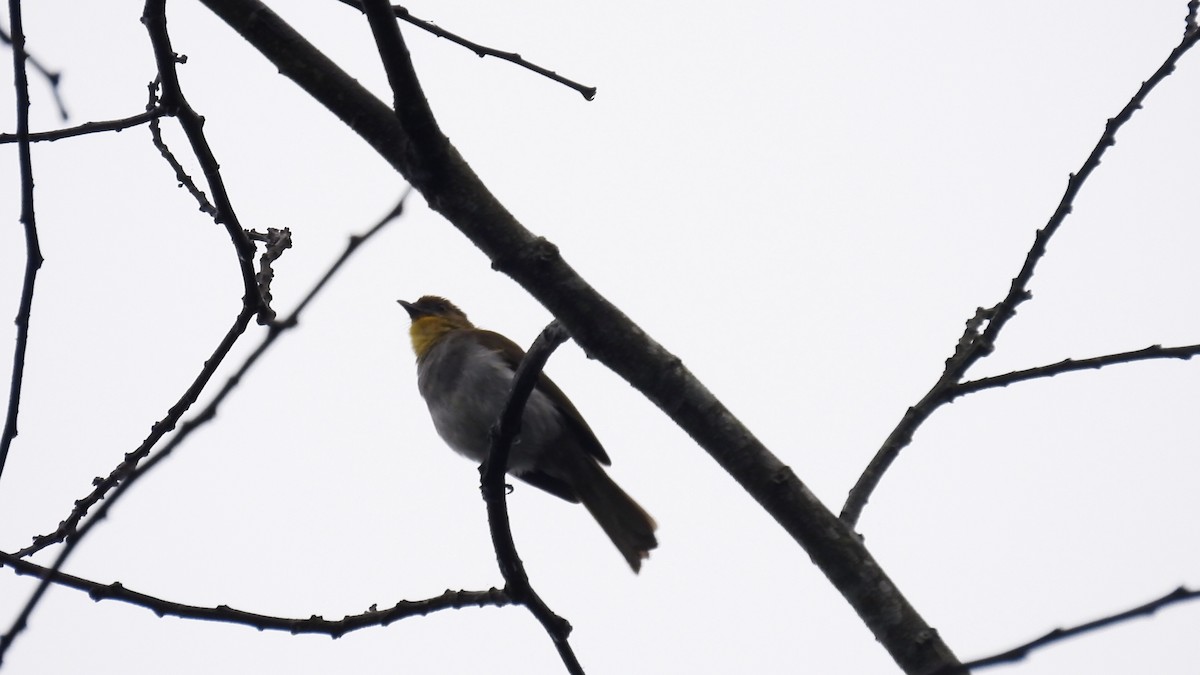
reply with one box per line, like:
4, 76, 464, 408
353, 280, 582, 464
397, 299, 421, 319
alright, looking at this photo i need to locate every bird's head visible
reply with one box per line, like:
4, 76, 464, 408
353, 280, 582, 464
398, 295, 475, 359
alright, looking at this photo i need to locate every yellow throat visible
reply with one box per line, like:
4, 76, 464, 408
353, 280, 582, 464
408, 315, 466, 360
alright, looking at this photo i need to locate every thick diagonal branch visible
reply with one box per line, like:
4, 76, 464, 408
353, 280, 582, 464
192, 1, 962, 672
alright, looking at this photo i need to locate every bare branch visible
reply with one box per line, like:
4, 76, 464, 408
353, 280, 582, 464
0, 549, 511, 637
954, 343, 1200, 398
953, 587, 1200, 672
0, 0, 46, 494
1187, 1, 1198, 34
480, 320, 581, 675
840, 26, 1200, 527
333, 0, 596, 100
142, 0, 265, 318
0, 107, 167, 144
146, 80, 216, 217
953, 28, 1200, 382
0, 21, 67, 119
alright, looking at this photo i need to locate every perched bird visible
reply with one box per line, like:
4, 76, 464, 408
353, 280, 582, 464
398, 295, 657, 572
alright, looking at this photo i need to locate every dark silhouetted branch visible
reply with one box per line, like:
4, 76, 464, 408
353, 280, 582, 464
841, 25, 1200, 528
142, 0, 265, 318
333, 0, 596, 100
952, 586, 1200, 672
0, 549, 511, 637
0, 21, 67, 118
954, 343, 1200, 399
0, 107, 167, 144
0, 0, 45, 496
479, 320, 581, 675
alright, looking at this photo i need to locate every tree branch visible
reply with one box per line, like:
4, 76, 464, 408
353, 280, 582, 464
332, 0, 596, 100
951, 586, 1200, 673
0, 0, 46, 494
0, 549, 510, 637
0, 21, 67, 119
0, 107, 167, 144
146, 79, 216, 217
142, 0, 265, 319
192, 1, 962, 672
953, 343, 1200, 399
480, 320, 581, 675
840, 26, 1200, 527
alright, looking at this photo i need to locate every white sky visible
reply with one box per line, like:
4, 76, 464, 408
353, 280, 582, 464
1, 1, 1199, 673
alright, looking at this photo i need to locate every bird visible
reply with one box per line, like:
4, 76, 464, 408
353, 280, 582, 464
398, 295, 657, 572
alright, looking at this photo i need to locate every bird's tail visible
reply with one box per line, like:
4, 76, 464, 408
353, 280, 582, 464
567, 456, 658, 572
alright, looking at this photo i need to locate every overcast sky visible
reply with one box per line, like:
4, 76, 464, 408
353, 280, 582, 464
2, 1, 1199, 673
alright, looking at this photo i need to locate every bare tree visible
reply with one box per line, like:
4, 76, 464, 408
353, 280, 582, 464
2, 2, 1198, 673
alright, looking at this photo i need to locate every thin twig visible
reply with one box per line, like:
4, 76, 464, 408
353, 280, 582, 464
837, 341, 1200, 526
1186, 0, 1198, 34
481, 320, 582, 675
17, 193, 408, 558
333, 0, 596, 100
142, 0, 264, 318
840, 26, 1200, 527
0, 549, 510, 637
0, 107, 167, 144
953, 343, 1200, 399
146, 80, 216, 217
0, 0, 46, 494
948, 586, 1200, 673
0, 21, 67, 119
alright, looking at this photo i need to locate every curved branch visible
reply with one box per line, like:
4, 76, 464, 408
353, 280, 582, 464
192, 2, 962, 672
0, 549, 510, 637
479, 320, 581, 674
142, 0, 264, 318
0, 108, 168, 144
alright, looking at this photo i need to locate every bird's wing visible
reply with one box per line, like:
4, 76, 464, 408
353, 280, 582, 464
480, 329, 613, 466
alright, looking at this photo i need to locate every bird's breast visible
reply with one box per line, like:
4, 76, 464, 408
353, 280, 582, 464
415, 333, 562, 473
